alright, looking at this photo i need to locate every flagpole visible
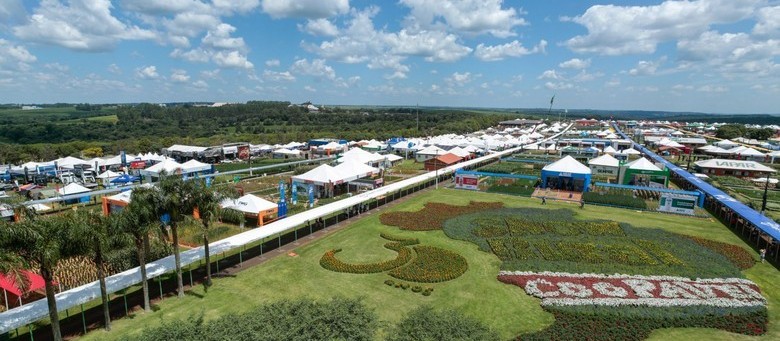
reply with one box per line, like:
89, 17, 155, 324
548, 94, 555, 121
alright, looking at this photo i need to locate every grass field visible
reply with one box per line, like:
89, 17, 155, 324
77, 189, 776, 341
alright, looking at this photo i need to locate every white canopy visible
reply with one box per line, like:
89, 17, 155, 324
273, 148, 301, 156
736, 147, 766, 157
167, 144, 208, 153
588, 154, 620, 168
291, 164, 344, 186
181, 159, 211, 173
752, 177, 779, 185
626, 158, 663, 172
714, 139, 739, 148
56, 156, 89, 169
291, 161, 378, 186
446, 147, 472, 158
106, 190, 133, 204
319, 142, 344, 151
97, 170, 122, 179
223, 194, 277, 213
415, 145, 446, 156
26, 203, 51, 212
58, 183, 90, 195
384, 154, 403, 162
337, 148, 385, 165
620, 148, 641, 155
603, 146, 618, 154
142, 159, 183, 175
333, 159, 380, 180
542, 156, 591, 174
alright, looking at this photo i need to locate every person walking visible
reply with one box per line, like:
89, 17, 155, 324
760, 248, 766, 263
541, 196, 546, 205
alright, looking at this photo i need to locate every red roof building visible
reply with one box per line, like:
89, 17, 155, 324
424, 153, 463, 171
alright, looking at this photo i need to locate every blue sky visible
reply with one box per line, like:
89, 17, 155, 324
0, 0, 779, 113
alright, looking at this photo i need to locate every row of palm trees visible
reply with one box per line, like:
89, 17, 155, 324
0, 175, 240, 341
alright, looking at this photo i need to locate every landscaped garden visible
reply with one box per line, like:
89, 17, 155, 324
75, 189, 778, 341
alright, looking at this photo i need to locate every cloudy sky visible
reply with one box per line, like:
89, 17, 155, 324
0, 0, 778, 113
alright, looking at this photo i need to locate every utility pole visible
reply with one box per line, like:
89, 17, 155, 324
416, 103, 419, 133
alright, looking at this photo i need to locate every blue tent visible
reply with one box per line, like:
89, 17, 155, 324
540, 156, 592, 192
110, 174, 139, 184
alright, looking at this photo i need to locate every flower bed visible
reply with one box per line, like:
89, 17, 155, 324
379, 201, 503, 231
683, 235, 756, 270
389, 246, 468, 283
320, 234, 418, 274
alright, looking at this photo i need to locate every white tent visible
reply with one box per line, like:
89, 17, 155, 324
319, 142, 344, 151
337, 148, 385, 165
752, 177, 779, 185
26, 203, 51, 212
273, 148, 302, 157
415, 145, 446, 156
463, 145, 482, 153
142, 159, 183, 175
222, 194, 277, 214
626, 158, 663, 172
181, 159, 211, 173
588, 154, 620, 168
291, 164, 344, 185
56, 156, 89, 169
333, 159, 380, 180
620, 148, 641, 155
542, 156, 592, 174
106, 190, 133, 204
736, 148, 765, 157
58, 183, 90, 196
603, 146, 618, 154
97, 170, 121, 179
384, 154, 403, 163
446, 147, 472, 158
714, 139, 739, 148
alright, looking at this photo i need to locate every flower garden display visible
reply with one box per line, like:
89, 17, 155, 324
441, 207, 765, 339
379, 201, 503, 231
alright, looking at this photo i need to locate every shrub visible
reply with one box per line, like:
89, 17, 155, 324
389, 246, 468, 283
412, 286, 422, 293
123, 298, 378, 341
320, 235, 419, 274
583, 191, 648, 209
385, 279, 395, 286
380, 201, 503, 231
386, 306, 498, 341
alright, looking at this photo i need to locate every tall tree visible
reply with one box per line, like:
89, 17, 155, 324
190, 179, 241, 291
118, 186, 163, 312
70, 210, 126, 331
158, 174, 197, 298
0, 211, 84, 341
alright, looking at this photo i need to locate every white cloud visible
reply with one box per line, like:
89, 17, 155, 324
301, 18, 339, 36
474, 40, 546, 61
170, 48, 211, 63
672, 84, 694, 91
538, 70, 564, 80
446, 72, 474, 86
605, 78, 621, 87
123, 0, 206, 14
213, 50, 254, 69
0, 39, 36, 71
564, 0, 762, 55
544, 82, 574, 90
304, 85, 317, 92
753, 6, 780, 37
697, 84, 728, 92
628, 58, 665, 76
201, 69, 220, 79
107, 63, 121, 74
0, 0, 25, 26
559, 58, 591, 69
44, 62, 69, 72
171, 69, 190, 82
14, 0, 156, 51
291, 58, 336, 80
164, 12, 221, 38
202, 23, 247, 51
400, 0, 527, 38
265, 59, 280, 67
263, 70, 296, 81
135, 65, 160, 80
262, 0, 349, 19
192, 80, 209, 88
212, 0, 261, 14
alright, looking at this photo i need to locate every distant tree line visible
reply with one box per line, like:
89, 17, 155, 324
715, 124, 775, 140
0, 101, 513, 164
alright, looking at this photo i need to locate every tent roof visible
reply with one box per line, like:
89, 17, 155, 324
429, 153, 463, 165
626, 158, 663, 172
446, 147, 471, 158
736, 147, 765, 157
334, 159, 380, 179
56, 156, 89, 168
620, 147, 641, 155
384, 154, 403, 162
694, 159, 776, 172
224, 194, 277, 213
106, 190, 133, 204
58, 183, 90, 195
291, 164, 343, 185
181, 159, 211, 173
337, 148, 385, 164
273, 148, 301, 155
542, 156, 591, 174
167, 144, 208, 153
0, 271, 47, 297
143, 159, 183, 174
588, 154, 620, 167
320, 142, 344, 150
97, 170, 122, 179
415, 145, 446, 155
603, 146, 618, 154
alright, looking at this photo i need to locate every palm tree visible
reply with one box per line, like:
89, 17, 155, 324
117, 186, 163, 312
0, 211, 84, 341
190, 179, 241, 291
158, 174, 197, 298
71, 210, 127, 331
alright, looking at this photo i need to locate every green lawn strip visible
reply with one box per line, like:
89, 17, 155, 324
75, 189, 774, 341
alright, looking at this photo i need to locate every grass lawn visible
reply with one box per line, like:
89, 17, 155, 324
77, 189, 776, 341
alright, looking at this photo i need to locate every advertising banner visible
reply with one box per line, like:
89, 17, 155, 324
658, 193, 697, 215
455, 174, 480, 190
238, 145, 250, 160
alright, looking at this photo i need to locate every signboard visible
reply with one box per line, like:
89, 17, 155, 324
658, 193, 697, 216
278, 180, 287, 218
291, 182, 298, 205
591, 166, 618, 176
130, 160, 147, 169
238, 145, 250, 160
308, 184, 315, 208
455, 173, 479, 190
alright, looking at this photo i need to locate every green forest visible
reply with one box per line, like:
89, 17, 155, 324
0, 102, 516, 164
